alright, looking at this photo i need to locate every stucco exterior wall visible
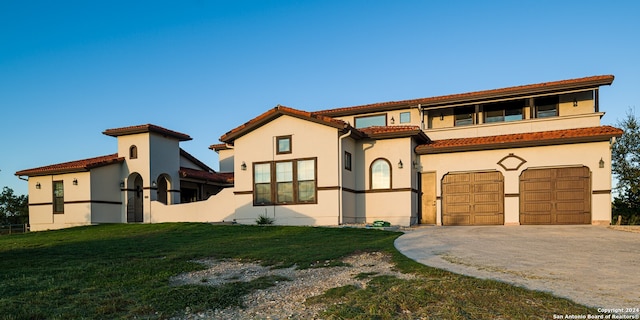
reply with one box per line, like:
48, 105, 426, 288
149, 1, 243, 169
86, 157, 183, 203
231, 115, 342, 225
28, 172, 93, 231
217, 148, 234, 172
150, 187, 236, 223
353, 137, 416, 226
420, 140, 613, 225
90, 165, 123, 223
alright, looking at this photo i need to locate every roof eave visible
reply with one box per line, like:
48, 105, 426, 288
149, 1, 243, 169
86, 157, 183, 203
416, 133, 620, 155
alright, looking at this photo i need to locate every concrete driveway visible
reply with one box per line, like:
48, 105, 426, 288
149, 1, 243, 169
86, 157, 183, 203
394, 226, 640, 309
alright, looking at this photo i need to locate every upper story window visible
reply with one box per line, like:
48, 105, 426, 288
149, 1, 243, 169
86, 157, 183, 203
276, 135, 292, 154
399, 112, 411, 123
484, 100, 524, 123
535, 96, 559, 118
355, 114, 386, 128
344, 151, 352, 171
370, 158, 391, 189
129, 145, 138, 159
53, 181, 64, 214
454, 107, 474, 126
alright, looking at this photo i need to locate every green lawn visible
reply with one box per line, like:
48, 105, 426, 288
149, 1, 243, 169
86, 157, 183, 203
0, 223, 594, 319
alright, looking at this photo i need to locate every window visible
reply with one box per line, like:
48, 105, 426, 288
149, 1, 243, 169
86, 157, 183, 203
276, 162, 293, 203
254, 163, 272, 205
129, 145, 138, 159
297, 159, 316, 203
253, 158, 317, 205
355, 114, 386, 128
276, 135, 292, 154
53, 181, 64, 213
535, 96, 559, 118
399, 112, 411, 123
344, 151, 352, 171
484, 100, 524, 123
454, 107, 474, 126
370, 158, 391, 189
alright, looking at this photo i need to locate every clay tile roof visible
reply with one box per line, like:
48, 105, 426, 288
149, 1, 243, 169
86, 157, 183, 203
103, 124, 192, 141
416, 126, 623, 154
219, 105, 349, 143
179, 167, 234, 184
209, 143, 231, 151
316, 75, 615, 116
358, 125, 430, 143
15, 154, 124, 177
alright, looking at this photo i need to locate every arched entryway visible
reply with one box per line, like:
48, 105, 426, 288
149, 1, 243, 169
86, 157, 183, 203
127, 173, 144, 223
156, 174, 171, 205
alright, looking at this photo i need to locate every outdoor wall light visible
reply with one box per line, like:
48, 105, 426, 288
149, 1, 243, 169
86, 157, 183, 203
398, 159, 403, 169
73, 178, 78, 185
390, 117, 395, 124
241, 161, 247, 171
599, 158, 605, 168
573, 98, 578, 107
440, 113, 444, 121
35, 182, 41, 189
152, 181, 157, 188
120, 181, 125, 188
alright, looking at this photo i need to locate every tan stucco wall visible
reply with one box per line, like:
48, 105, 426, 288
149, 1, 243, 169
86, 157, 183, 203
559, 91, 595, 116
150, 188, 236, 223
217, 148, 234, 172
231, 115, 342, 225
420, 140, 613, 225
28, 172, 93, 231
90, 164, 123, 223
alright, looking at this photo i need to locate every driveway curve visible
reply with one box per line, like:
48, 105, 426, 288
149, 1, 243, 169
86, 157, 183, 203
394, 226, 640, 309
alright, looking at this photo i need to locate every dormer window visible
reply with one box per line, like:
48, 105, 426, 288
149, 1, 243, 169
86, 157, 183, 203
129, 145, 138, 159
355, 114, 386, 128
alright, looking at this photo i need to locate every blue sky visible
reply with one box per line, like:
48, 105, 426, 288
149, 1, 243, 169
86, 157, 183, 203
1, 0, 639, 196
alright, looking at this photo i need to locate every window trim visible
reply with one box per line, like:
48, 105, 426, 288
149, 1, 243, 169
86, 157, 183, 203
399, 112, 411, 124
129, 145, 138, 159
52, 180, 64, 214
370, 158, 392, 190
354, 113, 387, 128
253, 157, 318, 206
535, 96, 559, 118
276, 135, 292, 154
344, 151, 352, 171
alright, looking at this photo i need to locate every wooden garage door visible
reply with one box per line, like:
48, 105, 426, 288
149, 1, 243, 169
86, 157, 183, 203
442, 171, 504, 225
520, 167, 591, 225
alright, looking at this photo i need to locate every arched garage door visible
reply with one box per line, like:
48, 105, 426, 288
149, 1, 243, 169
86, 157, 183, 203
519, 167, 591, 225
442, 171, 504, 225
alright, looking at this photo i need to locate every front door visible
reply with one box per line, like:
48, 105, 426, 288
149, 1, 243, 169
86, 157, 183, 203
421, 172, 437, 224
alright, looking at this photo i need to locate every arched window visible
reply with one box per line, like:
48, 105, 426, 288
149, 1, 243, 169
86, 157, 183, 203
370, 158, 391, 189
129, 145, 138, 159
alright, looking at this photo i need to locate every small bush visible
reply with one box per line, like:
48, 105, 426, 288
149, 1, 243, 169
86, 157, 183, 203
255, 214, 275, 225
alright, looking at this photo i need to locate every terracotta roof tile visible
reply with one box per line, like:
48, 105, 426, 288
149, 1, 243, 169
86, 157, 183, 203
103, 124, 192, 141
15, 154, 124, 177
179, 167, 234, 184
357, 125, 430, 143
209, 143, 231, 151
316, 75, 615, 116
416, 126, 623, 154
220, 105, 349, 143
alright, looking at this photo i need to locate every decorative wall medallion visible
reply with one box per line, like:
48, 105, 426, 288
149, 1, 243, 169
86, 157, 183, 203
497, 153, 527, 171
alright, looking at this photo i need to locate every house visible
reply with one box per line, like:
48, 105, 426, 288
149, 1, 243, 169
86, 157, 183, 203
16, 75, 623, 231
15, 124, 232, 231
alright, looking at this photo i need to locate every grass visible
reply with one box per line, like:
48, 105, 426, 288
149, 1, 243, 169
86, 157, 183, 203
0, 223, 595, 319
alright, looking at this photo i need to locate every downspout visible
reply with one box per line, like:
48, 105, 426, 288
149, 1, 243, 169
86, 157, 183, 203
338, 129, 351, 225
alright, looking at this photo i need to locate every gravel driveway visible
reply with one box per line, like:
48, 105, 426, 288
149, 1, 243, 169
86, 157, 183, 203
395, 225, 640, 309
